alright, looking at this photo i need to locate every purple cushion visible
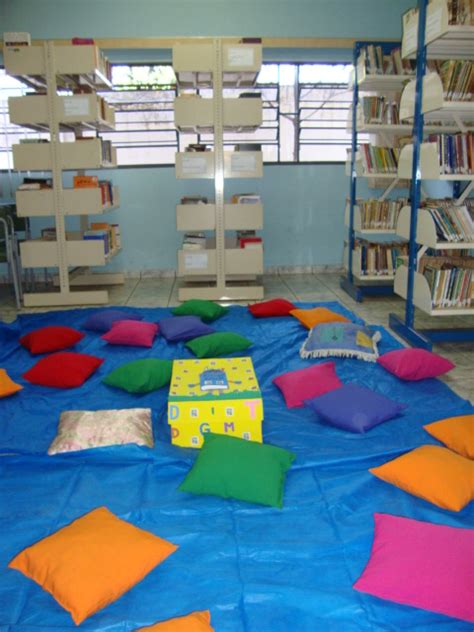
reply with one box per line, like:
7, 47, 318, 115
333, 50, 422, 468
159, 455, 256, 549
354, 513, 474, 623
377, 348, 455, 381
304, 383, 405, 433
82, 309, 143, 333
101, 320, 158, 348
159, 316, 214, 342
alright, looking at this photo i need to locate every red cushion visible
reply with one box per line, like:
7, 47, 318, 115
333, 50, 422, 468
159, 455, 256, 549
273, 361, 342, 408
248, 298, 296, 318
20, 326, 84, 355
23, 352, 104, 388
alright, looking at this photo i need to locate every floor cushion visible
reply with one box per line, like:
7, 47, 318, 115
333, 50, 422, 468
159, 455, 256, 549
82, 309, 143, 333
159, 316, 214, 342
304, 383, 405, 433
377, 348, 455, 380
248, 298, 296, 318
137, 610, 214, 631
300, 322, 381, 362
354, 513, 474, 623
273, 361, 342, 408
23, 352, 103, 388
185, 332, 252, 358
8, 506, 178, 625
101, 320, 158, 348
172, 299, 228, 322
48, 408, 153, 454
424, 414, 474, 459
370, 445, 474, 511
0, 368, 22, 398
20, 325, 84, 355
290, 306, 350, 329
179, 433, 295, 508
103, 359, 173, 393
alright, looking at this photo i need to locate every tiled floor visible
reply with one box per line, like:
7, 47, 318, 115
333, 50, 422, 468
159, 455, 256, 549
1, 273, 473, 402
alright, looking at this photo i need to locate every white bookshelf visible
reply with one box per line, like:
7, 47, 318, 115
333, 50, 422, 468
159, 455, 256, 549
356, 50, 413, 92
344, 202, 397, 235
173, 39, 264, 301
399, 72, 474, 128
398, 141, 474, 181
4, 40, 123, 307
402, 0, 474, 60
343, 244, 396, 282
394, 264, 474, 315
396, 205, 474, 249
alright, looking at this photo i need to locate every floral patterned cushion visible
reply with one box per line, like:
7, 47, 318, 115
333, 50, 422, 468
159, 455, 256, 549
48, 408, 153, 455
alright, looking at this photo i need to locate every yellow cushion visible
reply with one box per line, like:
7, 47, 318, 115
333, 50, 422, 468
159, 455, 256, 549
424, 415, 474, 460
290, 307, 350, 329
137, 610, 214, 631
370, 445, 474, 512
9, 506, 178, 625
0, 368, 22, 398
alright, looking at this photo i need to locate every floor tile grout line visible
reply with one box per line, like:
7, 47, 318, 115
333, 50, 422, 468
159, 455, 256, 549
124, 277, 141, 306
278, 274, 299, 302
167, 276, 178, 307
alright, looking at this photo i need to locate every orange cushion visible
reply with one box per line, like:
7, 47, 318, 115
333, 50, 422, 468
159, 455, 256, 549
290, 307, 350, 329
0, 368, 22, 398
370, 445, 474, 512
424, 414, 474, 460
8, 506, 178, 625
137, 610, 214, 631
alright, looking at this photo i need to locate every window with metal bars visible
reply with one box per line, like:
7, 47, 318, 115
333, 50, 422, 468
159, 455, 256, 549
0, 61, 356, 169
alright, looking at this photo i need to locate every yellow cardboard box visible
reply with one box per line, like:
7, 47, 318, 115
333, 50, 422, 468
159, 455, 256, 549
168, 357, 263, 448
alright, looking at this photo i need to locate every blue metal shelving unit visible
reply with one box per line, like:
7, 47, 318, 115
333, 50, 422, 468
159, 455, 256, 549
340, 40, 405, 303
388, 0, 474, 350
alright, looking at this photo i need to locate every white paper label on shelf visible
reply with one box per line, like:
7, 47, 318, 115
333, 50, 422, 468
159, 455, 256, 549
184, 252, 208, 269
426, 7, 442, 42
227, 47, 254, 67
231, 153, 257, 173
64, 96, 90, 117
403, 22, 417, 55
181, 155, 209, 176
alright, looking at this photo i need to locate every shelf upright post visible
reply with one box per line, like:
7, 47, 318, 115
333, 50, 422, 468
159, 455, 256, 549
45, 41, 68, 295
347, 42, 360, 287
213, 38, 226, 293
405, 0, 427, 329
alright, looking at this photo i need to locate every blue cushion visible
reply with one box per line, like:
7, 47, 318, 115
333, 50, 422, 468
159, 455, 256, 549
300, 322, 381, 362
305, 383, 406, 433
159, 316, 215, 342
82, 309, 143, 333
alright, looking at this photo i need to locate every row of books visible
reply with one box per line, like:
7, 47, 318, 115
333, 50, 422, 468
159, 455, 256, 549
357, 199, 406, 230
361, 97, 401, 125
361, 46, 415, 76
355, 241, 408, 276
182, 232, 262, 250
359, 144, 401, 174
420, 256, 473, 308
83, 223, 121, 254
436, 60, 473, 101
447, 0, 474, 25
180, 194, 261, 205
428, 132, 474, 175
424, 201, 474, 242
73, 175, 115, 206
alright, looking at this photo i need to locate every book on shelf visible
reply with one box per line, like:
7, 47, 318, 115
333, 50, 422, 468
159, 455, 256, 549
83, 229, 110, 254
19, 138, 49, 144
90, 222, 117, 251
19, 177, 52, 190
359, 144, 401, 174
181, 196, 208, 205
361, 45, 415, 76
231, 194, 261, 204
41, 228, 57, 241
420, 255, 474, 308
361, 97, 401, 125
354, 240, 408, 276
356, 198, 406, 230
71, 37, 95, 45
428, 132, 474, 175
447, 0, 474, 25
435, 61, 474, 101
182, 233, 206, 250
73, 175, 99, 188
3, 32, 31, 47
423, 200, 474, 242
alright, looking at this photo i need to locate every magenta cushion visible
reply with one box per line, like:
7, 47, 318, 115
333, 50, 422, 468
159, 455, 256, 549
272, 361, 342, 408
354, 513, 474, 623
377, 348, 455, 381
101, 320, 158, 348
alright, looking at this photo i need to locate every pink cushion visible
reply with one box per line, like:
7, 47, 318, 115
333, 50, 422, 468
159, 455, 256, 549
354, 513, 474, 623
272, 361, 342, 408
101, 320, 158, 348
377, 348, 455, 381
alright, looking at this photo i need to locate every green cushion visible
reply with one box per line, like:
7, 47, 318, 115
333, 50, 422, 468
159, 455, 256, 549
171, 299, 228, 322
185, 332, 252, 358
102, 359, 173, 393
178, 433, 295, 508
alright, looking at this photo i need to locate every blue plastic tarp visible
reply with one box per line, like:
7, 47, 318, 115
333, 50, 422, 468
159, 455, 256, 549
0, 303, 472, 631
